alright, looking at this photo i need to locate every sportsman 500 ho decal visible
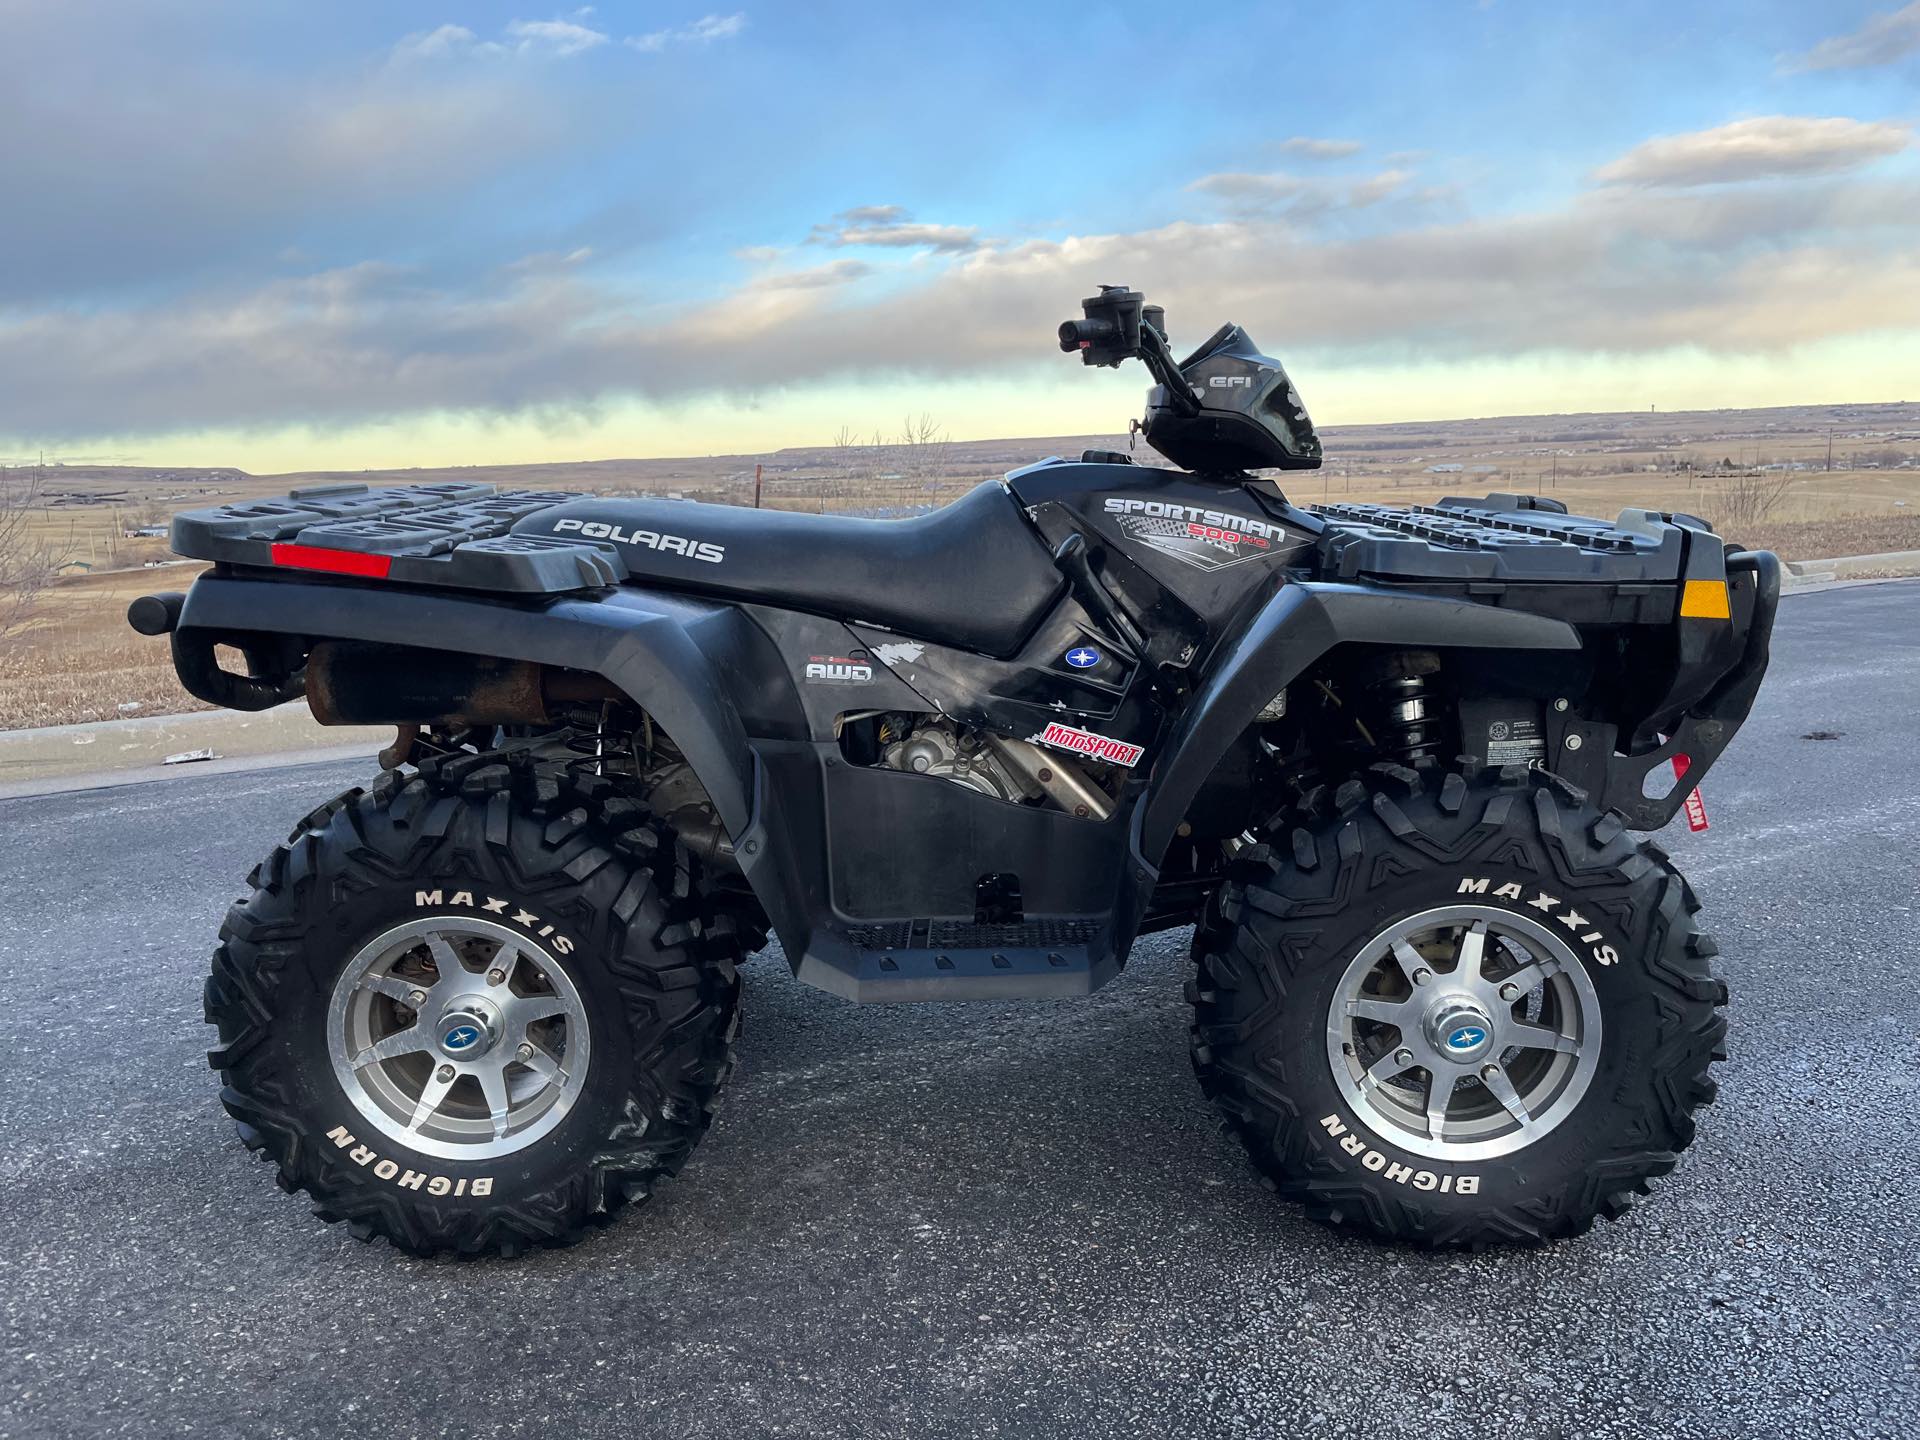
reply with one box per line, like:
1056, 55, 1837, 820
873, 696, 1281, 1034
1103, 496, 1297, 572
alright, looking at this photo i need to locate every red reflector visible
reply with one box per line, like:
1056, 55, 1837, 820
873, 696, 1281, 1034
269, 543, 392, 579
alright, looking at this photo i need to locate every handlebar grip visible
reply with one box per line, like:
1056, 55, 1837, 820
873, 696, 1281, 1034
1058, 317, 1117, 353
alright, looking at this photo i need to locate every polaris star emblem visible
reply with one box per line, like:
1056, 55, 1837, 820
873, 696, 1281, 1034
1065, 647, 1101, 669
1446, 1026, 1487, 1052
1030, 720, 1144, 767
441, 1024, 482, 1054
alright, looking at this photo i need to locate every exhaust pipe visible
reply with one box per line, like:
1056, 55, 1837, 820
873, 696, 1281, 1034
305, 641, 620, 727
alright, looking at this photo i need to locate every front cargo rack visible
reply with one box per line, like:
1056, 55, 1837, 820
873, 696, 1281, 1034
169, 482, 626, 594
1311, 493, 1702, 624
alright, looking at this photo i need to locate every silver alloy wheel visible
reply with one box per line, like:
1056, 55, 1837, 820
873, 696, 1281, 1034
327, 916, 591, 1161
1324, 904, 1601, 1162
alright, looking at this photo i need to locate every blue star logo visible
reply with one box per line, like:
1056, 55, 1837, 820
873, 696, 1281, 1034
1065, 647, 1100, 669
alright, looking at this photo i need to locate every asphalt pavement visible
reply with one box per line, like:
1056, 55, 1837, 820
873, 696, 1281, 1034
3, 581, 1917, 1439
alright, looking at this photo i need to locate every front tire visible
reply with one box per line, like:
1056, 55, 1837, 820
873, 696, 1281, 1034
203, 750, 742, 1257
1190, 766, 1727, 1248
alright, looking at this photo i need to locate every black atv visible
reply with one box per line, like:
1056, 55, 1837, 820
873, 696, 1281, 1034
131, 284, 1778, 1255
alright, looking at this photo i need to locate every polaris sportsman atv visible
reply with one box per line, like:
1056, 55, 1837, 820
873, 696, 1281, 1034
132, 284, 1778, 1255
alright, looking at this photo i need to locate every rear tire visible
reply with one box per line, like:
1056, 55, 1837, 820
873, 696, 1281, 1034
203, 749, 742, 1257
1189, 765, 1727, 1248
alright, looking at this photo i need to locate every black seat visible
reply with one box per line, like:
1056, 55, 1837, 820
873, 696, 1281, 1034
517, 482, 1066, 657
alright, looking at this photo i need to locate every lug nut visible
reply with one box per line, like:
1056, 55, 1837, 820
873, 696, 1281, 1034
1480, 1063, 1501, 1080
1498, 982, 1522, 1002
486, 968, 506, 986
436, 1064, 455, 1082
408, 989, 428, 1008
1394, 1047, 1414, 1066
1412, 967, 1433, 987
516, 1042, 535, 1062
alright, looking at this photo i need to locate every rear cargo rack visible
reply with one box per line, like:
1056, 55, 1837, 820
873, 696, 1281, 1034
169, 482, 625, 593
1311, 494, 1697, 624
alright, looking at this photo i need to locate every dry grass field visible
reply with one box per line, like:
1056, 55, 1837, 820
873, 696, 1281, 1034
4, 401, 1916, 731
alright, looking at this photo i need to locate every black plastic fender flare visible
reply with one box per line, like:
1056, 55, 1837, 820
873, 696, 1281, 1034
174, 574, 762, 842
1132, 581, 1581, 866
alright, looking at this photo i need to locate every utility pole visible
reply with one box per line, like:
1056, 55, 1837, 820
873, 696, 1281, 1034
753, 462, 764, 509
1826, 428, 1833, 472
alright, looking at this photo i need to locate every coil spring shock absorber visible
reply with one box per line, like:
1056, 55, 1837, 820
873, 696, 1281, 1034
1368, 672, 1438, 762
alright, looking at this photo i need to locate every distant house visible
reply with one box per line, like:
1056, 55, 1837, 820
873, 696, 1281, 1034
1426, 463, 1464, 474
56, 559, 93, 576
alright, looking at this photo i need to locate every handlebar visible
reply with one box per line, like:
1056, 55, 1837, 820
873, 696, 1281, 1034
1059, 285, 1199, 416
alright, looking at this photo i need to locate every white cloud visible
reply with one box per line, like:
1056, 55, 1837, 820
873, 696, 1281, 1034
1274, 137, 1364, 160
808, 206, 981, 253
627, 12, 748, 53
1785, 2, 1920, 71
502, 17, 610, 58
11, 160, 1920, 443
392, 24, 479, 63
392, 13, 610, 62
751, 259, 873, 290
1594, 116, 1912, 187
1187, 168, 1413, 216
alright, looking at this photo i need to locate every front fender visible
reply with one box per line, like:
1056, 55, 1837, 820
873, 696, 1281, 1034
174, 573, 761, 841
1133, 582, 1581, 865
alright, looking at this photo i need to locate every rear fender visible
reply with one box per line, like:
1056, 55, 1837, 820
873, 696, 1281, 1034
1133, 582, 1581, 866
174, 573, 763, 842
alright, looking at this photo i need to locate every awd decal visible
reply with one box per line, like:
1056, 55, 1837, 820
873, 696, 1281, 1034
550, 517, 725, 564
1455, 877, 1619, 967
413, 890, 576, 957
1102, 497, 1294, 572
1030, 720, 1144, 767
804, 652, 874, 684
1318, 1115, 1481, 1193
325, 1125, 493, 1196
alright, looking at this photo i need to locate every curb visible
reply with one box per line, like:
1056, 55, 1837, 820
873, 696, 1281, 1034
0, 704, 389, 796
1779, 549, 1920, 592
0, 742, 381, 802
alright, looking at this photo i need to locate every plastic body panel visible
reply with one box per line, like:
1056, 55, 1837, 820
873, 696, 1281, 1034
174, 573, 766, 840
146, 475, 1776, 1005
1130, 582, 1583, 868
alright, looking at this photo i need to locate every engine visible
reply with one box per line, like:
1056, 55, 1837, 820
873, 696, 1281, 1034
873, 716, 1118, 820
880, 719, 1031, 803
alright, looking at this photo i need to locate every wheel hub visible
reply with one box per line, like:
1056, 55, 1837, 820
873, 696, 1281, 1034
436, 998, 501, 1059
326, 915, 591, 1161
1424, 998, 1496, 1063
1324, 903, 1602, 1162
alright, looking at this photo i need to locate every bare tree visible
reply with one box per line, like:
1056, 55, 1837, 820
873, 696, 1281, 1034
1715, 469, 1793, 530
0, 465, 55, 638
894, 412, 952, 489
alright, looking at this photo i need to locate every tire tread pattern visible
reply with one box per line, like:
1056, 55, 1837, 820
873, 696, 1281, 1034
1189, 765, 1727, 1249
203, 750, 743, 1257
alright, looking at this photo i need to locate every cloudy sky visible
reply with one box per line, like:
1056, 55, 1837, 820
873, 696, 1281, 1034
4, 1, 1919, 470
